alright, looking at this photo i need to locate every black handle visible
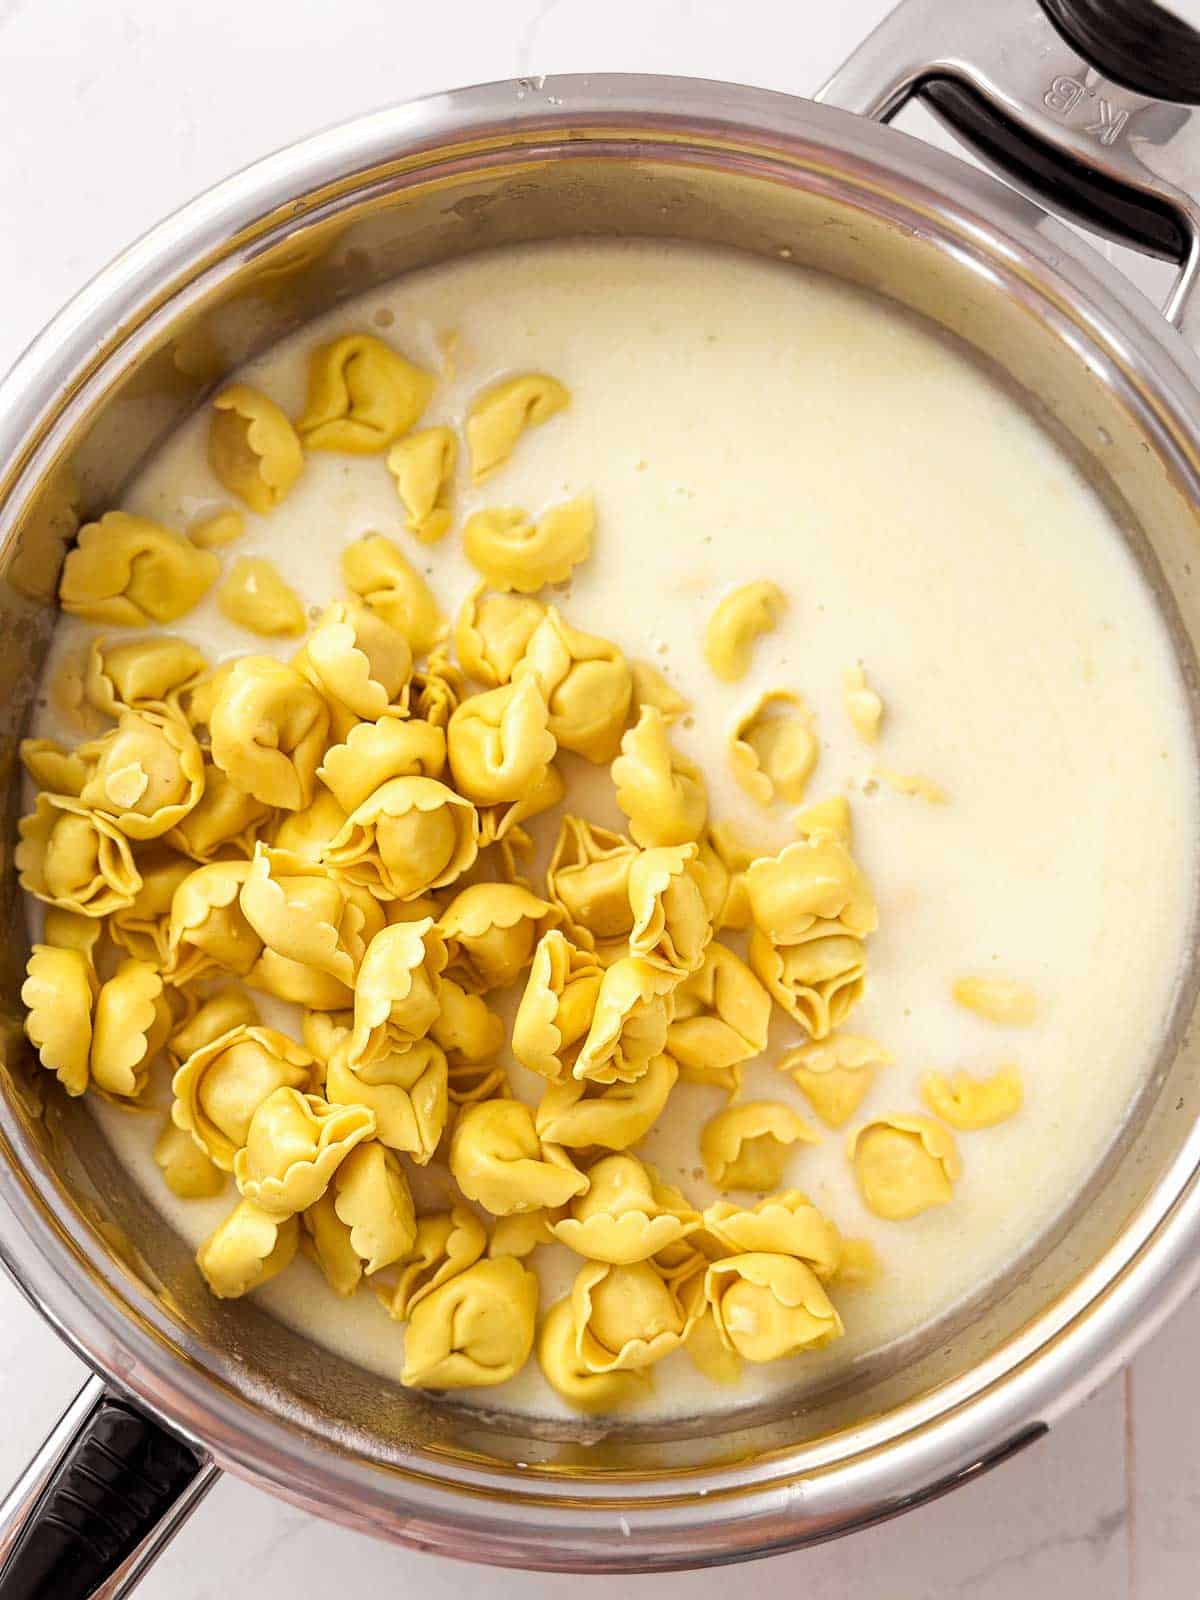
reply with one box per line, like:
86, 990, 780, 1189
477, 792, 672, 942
1040, 0, 1200, 103
0, 1394, 207, 1600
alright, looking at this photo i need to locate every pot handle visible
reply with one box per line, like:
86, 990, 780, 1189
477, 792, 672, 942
0, 1373, 218, 1599
817, 0, 1200, 344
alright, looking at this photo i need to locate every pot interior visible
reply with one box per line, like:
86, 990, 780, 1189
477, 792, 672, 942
2, 89, 1200, 1502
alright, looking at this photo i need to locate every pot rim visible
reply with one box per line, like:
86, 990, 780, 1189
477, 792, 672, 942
3, 72, 1200, 1570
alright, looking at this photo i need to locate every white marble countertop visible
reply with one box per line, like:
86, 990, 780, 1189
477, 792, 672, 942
2, 0, 1200, 1593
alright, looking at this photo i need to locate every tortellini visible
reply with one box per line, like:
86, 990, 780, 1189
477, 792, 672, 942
705, 1255, 842, 1362
170, 987, 260, 1063
325, 1037, 448, 1164
729, 690, 818, 806
209, 656, 329, 811
387, 426, 456, 542
341, 534, 445, 656
300, 601, 413, 727
17, 794, 141, 916
544, 815, 638, 960
401, 1256, 538, 1389
330, 1141, 417, 1273
373, 1205, 487, 1321
430, 976, 505, 1068
297, 333, 432, 453
324, 776, 477, 901
463, 496, 593, 593
318, 717, 446, 813
700, 1102, 820, 1191
782, 1033, 892, 1128
347, 919, 446, 1062
438, 883, 558, 993
703, 580, 786, 682
189, 507, 243, 549
269, 788, 348, 862
551, 1155, 699, 1264
535, 1054, 678, 1152
78, 708, 204, 840
447, 674, 557, 806
58, 511, 219, 625
848, 1114, 961, 1220
612, 706, 707, 848
84, 634, 207, 717
208, 383, 304, 513
166, 859, 262, 985
703, 1191, 842, 1281
218, 557, 307, 637
197, 1200, 300, 1299
465, 372, 569, 481
573, 956, 677, 1086
19, 739, 87, 795
537, 1297, 649, 1413
952, 977, 1037, 1025
630, 658, 689, 725
744, 838, 878, 948
666, 942, 771, 1096
572, 1259, 702, 1373
154, 1118, 226, 1200
749, 928, 868, 1040
450, 1099, 587, 1215
233, 1088, 374, 1215
171, 1023, 313, 1170
168, 764, 273, 862
511, 930, 603, 1080
21, 945, 96, 1095
920, 1065, 1023, 1130
454, 587, 545, 688
514, 608, 632, 763
91, 959, 173, 1101
627, 842, 712, 976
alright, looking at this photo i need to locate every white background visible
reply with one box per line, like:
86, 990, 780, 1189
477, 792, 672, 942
3, 0, 1200, 1594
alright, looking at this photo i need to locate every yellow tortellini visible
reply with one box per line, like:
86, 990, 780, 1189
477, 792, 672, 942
166, 859, 262, 985
544, 814, 638, 960
573, 956, 677, 1087
233, 1088, 374, 1215
401, 1256, 538, 1389
325, 1037, 448, 1164
535, 1054, 678, 1152
627, 842, 712, 976
269, 787, 348, 862
77, 708, 205, 840
511, 930, 603, 1081
551, 1154, 699, 1264
750, 928, 868, 1040
168, 764, 273, 862
488, 1209, 553, 1259
450, 1098, 587, 1215
848, 1114, 961, 1220
465, 372, 569, 481
703, 580, 786, 682
318, 717, 446, 813
171, 1023, 313, 1170
571, 1258, 702, 1373
218, 557, 307, 637
208, 383, 304, 514
729, 690, 818, 806
438, 883, 558, 993
188, 507, 243, 549
920, 1065, 1023, 1130
514, 608, 632, 763
84, 634, 208, 717
630, 658, 689, 725
347, 919, 446, 1062
91, 959, 173, 1102
300, 601, 413, 727
463, 496, 593, 594
301, 1190, 365, 1298
704, 1254, 842, 1362
373, 1205, 487, 1321
19, 738, 87, 795
745, 838, 878, 948
387, 425, 457, 542
700, 1101, 820, 1192
794, 794, 853, 845
430, 976, 505, 1067
21, 944, 96, 1095
169, 987, 260, 1065
782, 1033, 892, 1128
197, 1200, 300, 1299
341, 534, 445, 655
446, 674, 557, 807
951, 977, 1037, 1026
537, 1297, 649, 1413
209, 656, 329, 811
324, 776, 477, 901
703, 1191, 842, 1281
694, 820, 757, 933
454, 586, 545, 688
666, 942, 771, 1096
330, 1140, 417, 1273
612, 706, 707, 849
409, 646, 464, 728
16, 793, 141, 916
297, 333, 432, 453
154, 1117, 226, 1200
58, 511, 219, 625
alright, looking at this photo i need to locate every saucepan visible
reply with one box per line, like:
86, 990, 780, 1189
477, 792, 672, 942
2, 0, 1200, 1590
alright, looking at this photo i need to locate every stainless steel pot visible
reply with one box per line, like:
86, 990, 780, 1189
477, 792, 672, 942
3, 0, 1200, 1590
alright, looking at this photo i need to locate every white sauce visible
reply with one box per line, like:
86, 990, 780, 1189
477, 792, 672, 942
30, 239, 1200, 1422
